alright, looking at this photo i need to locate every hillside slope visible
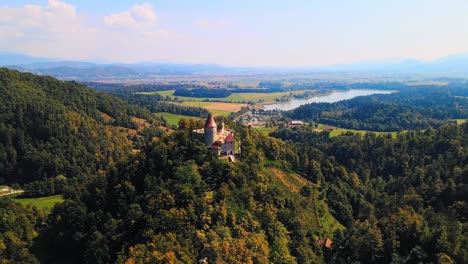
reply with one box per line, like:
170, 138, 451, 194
32, 125, 345, 263
0, 68, 162, 183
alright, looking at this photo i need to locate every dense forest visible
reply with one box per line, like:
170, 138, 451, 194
0, 68, 162, 184
82, 83, 213, 118
112, 94, 210, 118
0, 70, 467, 263
32, 125, 337, 263
287, 84, 468, 131
271, 123, 468, 263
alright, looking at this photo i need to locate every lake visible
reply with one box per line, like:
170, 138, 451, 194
263, 89, 395, 111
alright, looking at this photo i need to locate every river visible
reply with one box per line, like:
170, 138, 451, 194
263, 89, 395, 111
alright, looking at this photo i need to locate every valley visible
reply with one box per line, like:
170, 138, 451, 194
0, 67, 467, 263
1, 1, 468, 262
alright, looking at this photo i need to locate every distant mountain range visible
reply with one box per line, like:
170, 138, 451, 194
318, 54, 468, 73
1, 51, 468, 80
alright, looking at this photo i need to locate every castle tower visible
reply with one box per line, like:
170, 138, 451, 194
220, 119, 225, 135
204, 114, 217, 146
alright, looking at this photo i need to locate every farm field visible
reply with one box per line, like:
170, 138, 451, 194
175, 101, 245, 116
155, 112, 196, 126
204, 102, 243, 114
140, 89, 319, 117
140, 89, 316, 104
13, 195, 64, 210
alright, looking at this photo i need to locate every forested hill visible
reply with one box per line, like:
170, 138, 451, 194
1, 68, 467, 263
0, 68, 163, 184
271, 123, 468, 263
34, 124, 341, 263
287, 84, 468, 131
31, 120, 468, 263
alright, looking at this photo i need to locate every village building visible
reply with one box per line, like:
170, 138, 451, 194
194, 115, 236, 157
288, 120, 304, 126
318, 238, 333, 249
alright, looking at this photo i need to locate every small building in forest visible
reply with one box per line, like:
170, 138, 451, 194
318, 238, 333, 249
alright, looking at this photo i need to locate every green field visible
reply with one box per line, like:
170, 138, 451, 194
177, 101, 211, 108
13, 195, 64, 210
155, 112, 197, 126
224, 91, 301, 103
177, 101, 243, 117
454, 119, 467, 125
255, 126, 279, 136
268, 168, 344, 234
316, 124, 398, 138
140, 89, 315, 103
206, 109, 231, 116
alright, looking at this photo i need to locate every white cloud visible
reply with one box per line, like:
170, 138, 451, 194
0, 0, 80, 34
0, 1, 187, 63
104, 3, 157, 28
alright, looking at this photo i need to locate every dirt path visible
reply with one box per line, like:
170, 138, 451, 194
0, 187, 24, 197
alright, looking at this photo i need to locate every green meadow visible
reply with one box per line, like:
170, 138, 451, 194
140, 89, 315, 103
13, 195, 64, 210
324, 125, 398, 138
155, 112, 196, 126
454, 119, 467, 125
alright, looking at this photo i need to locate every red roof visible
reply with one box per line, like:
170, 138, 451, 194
210, 143, 222, 149
225, 134, 235, 143
319, 238, 333, 249
204, 115, 216, 128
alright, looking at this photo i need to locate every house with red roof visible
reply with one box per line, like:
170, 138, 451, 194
318, 238, 333, 249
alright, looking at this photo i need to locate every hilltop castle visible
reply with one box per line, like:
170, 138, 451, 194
194, 115, 236, 156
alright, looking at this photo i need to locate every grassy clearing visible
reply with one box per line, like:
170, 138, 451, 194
176, 101, 244, 117
268, 167, 344, 234
316, 124, 398, 138
225, 90, 316, 103
225, 91, 288, 102
319, 201, 346, 233
454, 119, 467, 125
13, 195, 64, 210
269, 168, 309, 193
268, 168, 320, 231
208, 109, 231, 116
255, 126, 279, 137
139, 90, 175, 97
155, 112, 197, 126
177, 101, 211, 108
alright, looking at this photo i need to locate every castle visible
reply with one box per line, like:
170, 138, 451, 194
194, 115, 236, 157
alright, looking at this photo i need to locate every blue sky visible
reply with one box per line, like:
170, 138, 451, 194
1, 0, 468, 66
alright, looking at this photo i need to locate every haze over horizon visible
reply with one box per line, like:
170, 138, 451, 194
2, 0, 468, 67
